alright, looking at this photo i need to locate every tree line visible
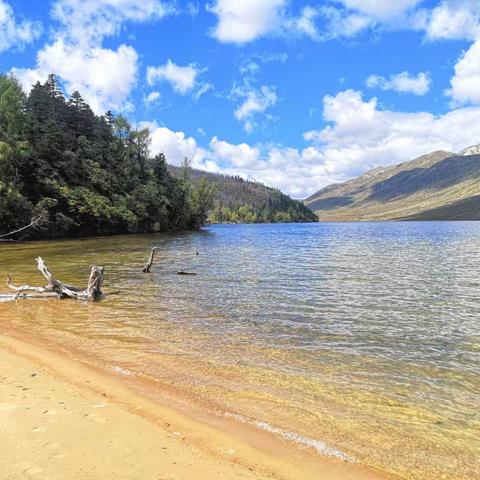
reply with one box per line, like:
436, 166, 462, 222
0, 74, 215, 238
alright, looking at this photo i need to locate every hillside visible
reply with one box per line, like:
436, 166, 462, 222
304, 147, 480, 221
168, 166, 317, 224
0, 74, 214, 239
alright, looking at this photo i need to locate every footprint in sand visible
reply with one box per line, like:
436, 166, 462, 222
84, 412, 106, 424
23, 467, 45, 478
43, 441, 66, 459
32, 426, 46, 432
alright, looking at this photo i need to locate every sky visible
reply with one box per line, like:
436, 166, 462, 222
1, 0, 480, 198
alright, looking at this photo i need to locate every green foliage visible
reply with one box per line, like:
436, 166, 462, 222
0, 74, 214, 238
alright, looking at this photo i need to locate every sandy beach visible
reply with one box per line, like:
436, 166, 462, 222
0, 332, 393, 480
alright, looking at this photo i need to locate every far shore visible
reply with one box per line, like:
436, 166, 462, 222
0, 331, 395, 480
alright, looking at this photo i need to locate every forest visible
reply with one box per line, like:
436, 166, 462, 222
0, 74, 215, 239
168, 167, 318, 224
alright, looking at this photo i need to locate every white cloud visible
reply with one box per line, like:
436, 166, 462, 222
0, 0, 41, 53
314, 0, 422, 40
233, 85, 277, 133
148, 125, 201, 166
423, 0, 480, 41
145, 91, 161, 104
320, 6, 372, 39
147, 59, 199, 94
51, 0, 172, 47
142, 121, 217, 171
207, 0, 286, 44
448, 39, 480, 105
210, 136, 261, 168
286, 6, 320, 40
9, 0, 172, 114
205, 0, 480, 45
12, 40, 138, 113
366, 71, 431, 95
338, 0, 422, 21
147, 59, 212, 99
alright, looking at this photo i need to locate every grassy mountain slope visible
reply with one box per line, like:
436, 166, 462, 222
168, 166, 317, 223
304, 149, 480, 221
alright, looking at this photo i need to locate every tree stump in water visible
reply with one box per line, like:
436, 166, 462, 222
6, 257, 104, 301
143, 247, 158, 273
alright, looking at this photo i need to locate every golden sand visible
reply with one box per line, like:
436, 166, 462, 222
0, 333, 394, 480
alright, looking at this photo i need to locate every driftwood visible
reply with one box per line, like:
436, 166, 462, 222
6, 257, 104, 301
143, 247, 158, 273
142, 246, 200, 275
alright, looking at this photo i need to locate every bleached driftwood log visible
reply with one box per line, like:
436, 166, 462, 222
6, 257, 104, 301
142, 247, 158, 273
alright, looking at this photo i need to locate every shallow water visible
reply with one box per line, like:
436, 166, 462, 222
1, 223, 479, 479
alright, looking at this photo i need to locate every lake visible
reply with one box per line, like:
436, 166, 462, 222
1, 222, 479, 479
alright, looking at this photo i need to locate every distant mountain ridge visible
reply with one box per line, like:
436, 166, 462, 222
168, 166, 317, 224
304, 146, 480, 220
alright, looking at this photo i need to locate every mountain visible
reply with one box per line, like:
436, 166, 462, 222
304, 148, 480, 221
168, 166, 317, 224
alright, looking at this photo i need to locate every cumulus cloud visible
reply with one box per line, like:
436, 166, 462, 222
423, 0, 480, 41
12, 40, 138, 113
147, 60, 199, 94
10, 0, 172, 114
51, 0, 171, 47
210, 136, 261, 168
147, 59, 212, 99
148, 124, 200, 165
0, 0, 41, 53
448, 39, 480, 105
207, 0, 286, 44
366, 71, 431, 95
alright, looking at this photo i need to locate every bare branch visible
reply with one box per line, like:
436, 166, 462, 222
0, 212, 46, 239
6, 274, 50, 294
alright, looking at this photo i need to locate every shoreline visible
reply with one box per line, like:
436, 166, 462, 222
0, 329, 394, 480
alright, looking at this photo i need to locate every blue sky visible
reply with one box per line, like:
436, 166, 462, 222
1, 0, 480, 198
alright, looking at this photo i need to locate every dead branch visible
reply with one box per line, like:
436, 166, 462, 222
6, 274, 49, 294
143, 247, 158, 273
5, 257, 104, 301
0, 212, 46, 240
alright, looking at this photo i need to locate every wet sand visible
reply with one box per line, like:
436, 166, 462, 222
0, 333, 393, 480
